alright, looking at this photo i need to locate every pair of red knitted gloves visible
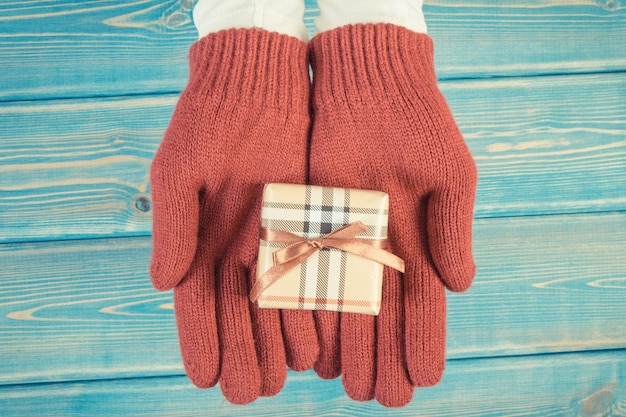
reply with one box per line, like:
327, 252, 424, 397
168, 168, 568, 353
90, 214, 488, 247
150, 24, 477, 407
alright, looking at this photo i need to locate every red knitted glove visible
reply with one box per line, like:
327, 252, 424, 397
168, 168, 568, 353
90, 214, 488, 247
150, 29, 318, 404
309, 24, 477, 407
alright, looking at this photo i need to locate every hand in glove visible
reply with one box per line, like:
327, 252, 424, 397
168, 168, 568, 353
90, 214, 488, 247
308, 24, 477, 407
150, 29, 319, 404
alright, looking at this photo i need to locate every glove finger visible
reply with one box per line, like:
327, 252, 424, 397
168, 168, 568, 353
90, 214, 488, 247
312, 310, 341, 379
281, 309, 319, 372
149, 150, 200, 291
247, 259, 288, 396
427, 177, 477, 292
340, 313, 375, 401
394, 198, 448, 387
172, 253, 219, 388
404, 256, 447, 387
217, 257, 261, 404
249, 301, 288, 396
374, 267, 413, 407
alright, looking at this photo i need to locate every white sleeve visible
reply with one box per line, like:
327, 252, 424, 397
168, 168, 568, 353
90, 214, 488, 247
193, 0, 308, 42
315, 0, 427, 35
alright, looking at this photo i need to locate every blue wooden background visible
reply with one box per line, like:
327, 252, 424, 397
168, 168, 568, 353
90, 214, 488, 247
1, 0, 625, 415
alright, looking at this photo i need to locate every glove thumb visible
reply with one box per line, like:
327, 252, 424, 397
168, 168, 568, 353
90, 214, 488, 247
149, 147, 200, 291
427, 180, 477, 292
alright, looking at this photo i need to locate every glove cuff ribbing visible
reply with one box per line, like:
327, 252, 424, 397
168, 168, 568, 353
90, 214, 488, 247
187, 28, 309, 110
310, 23, 438, 108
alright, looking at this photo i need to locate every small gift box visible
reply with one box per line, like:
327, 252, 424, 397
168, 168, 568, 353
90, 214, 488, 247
250, 183, 404, 316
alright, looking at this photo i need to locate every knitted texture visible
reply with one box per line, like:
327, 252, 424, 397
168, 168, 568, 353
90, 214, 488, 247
309, 24, 477, 407
150, 28, 318, 404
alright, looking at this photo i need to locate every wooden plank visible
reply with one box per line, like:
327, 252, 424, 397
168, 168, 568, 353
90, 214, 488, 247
0, 212, 624, 385
0, 95, 175, 243
1, 1, 625, 101
450, 211, 626, 358
2, 73, 625, 242
0, 0, 195, 101
448, 72, 626, 218
0, 350, 624, 416
424, 0, 626, 80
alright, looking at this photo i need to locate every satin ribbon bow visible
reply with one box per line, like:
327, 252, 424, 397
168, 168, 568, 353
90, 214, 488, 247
250, 221, 405, 302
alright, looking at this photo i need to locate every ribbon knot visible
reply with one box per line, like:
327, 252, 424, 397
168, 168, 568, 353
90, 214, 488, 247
309, 239, 324, 249
250, 221, 405, 302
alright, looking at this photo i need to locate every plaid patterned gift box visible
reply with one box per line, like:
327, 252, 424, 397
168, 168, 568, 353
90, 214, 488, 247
253, 183, 402, 315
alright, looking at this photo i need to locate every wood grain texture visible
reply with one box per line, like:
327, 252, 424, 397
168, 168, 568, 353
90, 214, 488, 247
0, 95, 174, 243
2, 73, 625, 243
1, 1, 625, 413
0, 212, 623, 385
448, 72, 626, 218
0, 350, 624, 416
0, 0, 196, 101
1, 0, 625, 101
424, 0, 626, 79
